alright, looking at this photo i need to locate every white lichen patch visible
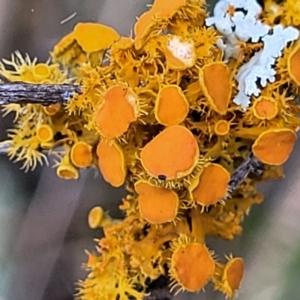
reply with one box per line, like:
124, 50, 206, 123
206, 0, 268, 60
234, 25, 299, 108
206, 0, 299, 108
167, 35, 195, 67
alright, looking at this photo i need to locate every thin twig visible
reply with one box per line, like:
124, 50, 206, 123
228, 153, 263, 192
0, 83, 81, 106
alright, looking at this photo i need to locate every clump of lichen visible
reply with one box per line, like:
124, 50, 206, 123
1, 0, 300, 299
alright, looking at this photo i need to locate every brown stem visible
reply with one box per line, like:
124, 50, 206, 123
228, 153, 263, 192
0, 82, 81, 106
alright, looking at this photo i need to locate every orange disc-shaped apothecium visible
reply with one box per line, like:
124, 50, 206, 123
37, 124, 54, 142
190, 164, 230, 206
171, 243, 215, 292
252, 128, 297, 165
96, 139, 127, 187
33, 63, 51, 80
151, 0, 186, 18
214, 120, 230, 136
94, 85, 139, 138
74, 22, 120, 53
70, 141, 93, 168
134, 10, 155, 50
288, 43, 300, 86
199, 62, 231, 115
223, 257, 244, 298
88, 206, 105, 229
44, 103, 61, 116
57, 164, 79, 180
164, 35, 196, 70
140, 126, 199, 180
252, 96, 278, 120
155, 85, 189, 126
135, 181, 179, 224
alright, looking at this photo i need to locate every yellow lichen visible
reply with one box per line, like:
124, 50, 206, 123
214, 120, 230, 136
74, 22, 120, 53
2, 2, 300, 299
252, 96, 278, 120
135, 180, 179, 224
170, 235, 215, 293
140, 125, 199, 180
154, 85, 189, 126
56, 155, 79, 180
88, 206, 113, 228
70, 141, 93, 168
43, 103, 61, 116
213, 256, 245, 299
134, 10, 157, 50
252, 128, 297, 165
189, 163, 230, 207
199, 62, 232, 115
36, 124, 54, 143
94, 85, 139, 139
96, 139, 127, 187
288, 43, 300, 86
151, 0, 187, 18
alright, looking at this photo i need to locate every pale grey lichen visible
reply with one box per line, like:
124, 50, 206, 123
234, 25, 299, 108
206, 0, 299, 109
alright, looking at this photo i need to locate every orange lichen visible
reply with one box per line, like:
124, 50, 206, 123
33, 63, 51, 80
36, 124, 54, 142
111, 37, 134, 63
52, 31, 76, 57
252, 96, 278, 120
151, 0, 187, 18
170, 236, 215, 293
199, 62, 231, 115
140, 125, 199, 180
4, 2, 300, 299
43, 103, 61, 116
96, 139, 127, 187
134, 0, 193, 50
134, 10, 155, 50
74, 22, 120, 53
70, 141, 93, 168
135, 181, 179, 224
94, 85, 139, 138
56, 156, 79, 180
164, 35, 196, 70
214, 120, 230, 136
213, 256, 245, 299
57, 166, 79, 180
222, 257, 244, 298
281, 0, 300, 26
288, 43, 300, 86
252, 128, 297, 165
189, 164, 230, 207
88, 206, 113, 229
154, 85, 189, 126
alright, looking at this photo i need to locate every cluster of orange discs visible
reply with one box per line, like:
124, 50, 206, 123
1, 0, 300, 299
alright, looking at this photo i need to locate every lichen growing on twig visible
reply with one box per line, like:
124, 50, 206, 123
1, 0, 300, 299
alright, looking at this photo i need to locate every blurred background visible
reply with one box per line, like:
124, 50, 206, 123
0, 1, 300, 300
